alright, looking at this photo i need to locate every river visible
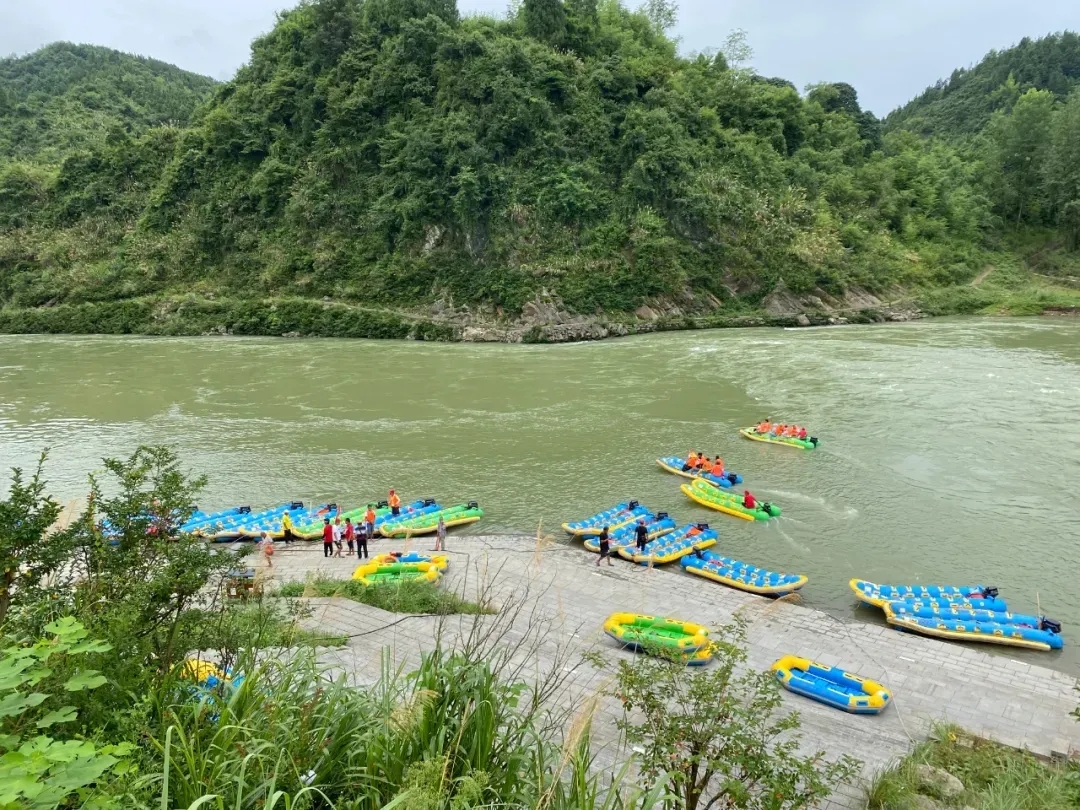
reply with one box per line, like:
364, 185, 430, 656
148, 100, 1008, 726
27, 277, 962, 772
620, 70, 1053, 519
2, 319, 1079, 672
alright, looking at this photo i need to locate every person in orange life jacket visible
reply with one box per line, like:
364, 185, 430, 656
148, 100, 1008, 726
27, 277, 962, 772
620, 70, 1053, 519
322, 518, 334, 557
388, 490, 402, 517
710, 456, 724, 477
364, 504, 376, 538
682, 451, 697, 472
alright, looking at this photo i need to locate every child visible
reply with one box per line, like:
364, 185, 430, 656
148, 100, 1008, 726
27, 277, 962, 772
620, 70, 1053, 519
332, 517, 344, 558
259, 531, 274, 568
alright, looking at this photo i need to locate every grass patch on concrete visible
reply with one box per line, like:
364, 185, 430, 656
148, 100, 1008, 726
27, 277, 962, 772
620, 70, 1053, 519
866, 724, 1078, 809
278, 575, 492, 615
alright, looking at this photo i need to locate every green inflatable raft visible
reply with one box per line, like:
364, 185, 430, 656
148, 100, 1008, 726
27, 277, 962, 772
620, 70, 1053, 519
380, 502, 483, 537
681, 479, 781, 522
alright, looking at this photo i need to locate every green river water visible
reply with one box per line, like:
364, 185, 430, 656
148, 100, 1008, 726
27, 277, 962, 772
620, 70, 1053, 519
2, 319, 1079, 672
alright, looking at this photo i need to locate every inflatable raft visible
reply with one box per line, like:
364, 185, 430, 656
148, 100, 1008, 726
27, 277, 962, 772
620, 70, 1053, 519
352, 560, 443, 586
884, 602, 1063, 651
740, 427, 818, 450
380, 502, 482, 537
850, 579, 1006, 612
656, 457, 744, 489
240, 503, 339, 540
771, 655, 890, 714
183, 503, 297, 541
562, 501, 650, 537
583, 513, 676, 553
180, 505, 256, 535
293, 499, 438, 539
603, 613, 710, 655
682, 550, 808, 596
681, 479, 781, 521
374, 552, 449, 570
617, 524, 717, 564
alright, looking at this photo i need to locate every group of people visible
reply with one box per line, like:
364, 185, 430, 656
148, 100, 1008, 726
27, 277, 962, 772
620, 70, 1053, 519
754, 419, 808, 440
256, 488, 440, 568
594, 517, 654, 566
680, 451, 727, 478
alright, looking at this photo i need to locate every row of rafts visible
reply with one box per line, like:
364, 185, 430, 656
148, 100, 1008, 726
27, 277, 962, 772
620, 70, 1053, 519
178, 499, 483, 540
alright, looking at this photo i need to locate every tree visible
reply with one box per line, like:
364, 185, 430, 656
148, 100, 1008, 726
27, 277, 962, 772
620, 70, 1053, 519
69, 446, 244, 678
986, 88, 1055, 225
523, 0, 566, 45
606, 622, 859, 810
0, 452, 71, 627
1044, 88, 1080, 245
641, 0, 678, 34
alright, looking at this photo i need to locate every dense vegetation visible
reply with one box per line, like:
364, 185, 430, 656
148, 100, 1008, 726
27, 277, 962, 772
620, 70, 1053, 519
1, 3, 1080, 336
0, 448, 856, 808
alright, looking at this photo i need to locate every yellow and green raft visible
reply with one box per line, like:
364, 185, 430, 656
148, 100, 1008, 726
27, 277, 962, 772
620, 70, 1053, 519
740, 427, 818, 450
681, 479, 781, 521
603, 613, 710, 655
352, 559, 443, 585
380, 502, 482, 537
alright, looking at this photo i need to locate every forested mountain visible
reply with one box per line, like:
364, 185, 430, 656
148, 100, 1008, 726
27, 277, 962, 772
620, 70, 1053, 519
886, 32, 1080, 138
1, 2, 1078, 338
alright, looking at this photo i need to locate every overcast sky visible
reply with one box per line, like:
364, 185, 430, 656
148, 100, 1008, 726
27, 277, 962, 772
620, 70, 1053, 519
2, 0, 1076, 115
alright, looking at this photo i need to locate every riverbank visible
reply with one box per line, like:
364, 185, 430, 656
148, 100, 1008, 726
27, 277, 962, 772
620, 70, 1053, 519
1, 277, 1078, 343
262, 535, 1080, 809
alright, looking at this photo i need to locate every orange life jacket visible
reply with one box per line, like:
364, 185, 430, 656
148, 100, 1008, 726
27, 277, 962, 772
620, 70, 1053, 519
388, 493, 401, 508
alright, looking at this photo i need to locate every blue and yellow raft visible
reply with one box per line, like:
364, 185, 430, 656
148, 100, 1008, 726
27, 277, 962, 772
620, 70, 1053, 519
563, 501, 650, 537
850, 579, 1006, 611
682, 550, 808, 596
884, 602, 1063, 651
656, 457, 744, 489
583, 512, 677, 553
617, 524, 717, 564
771, 655, 890, 714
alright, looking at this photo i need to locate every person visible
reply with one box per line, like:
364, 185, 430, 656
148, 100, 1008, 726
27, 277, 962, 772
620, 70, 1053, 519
709, 456, 725, 477
356, 522, 369, 559
343, 517, 355, 555
695, 452, 709, 470
281, 510, 295, 545
772, 423, 785, 436
332, 517, 344, 557
681, 451, 696, 472
259, 531, 274, 568
388, 489, 401, 517
434, 515, 447, 552
785, 425, 798, 438
757, 418, 771, 433
322, 517, 334, 557
798, 426, 808, 440
634, 519, 649, 554
595, 526, 613, 567
742, 490, 757, 510
364, 503, 376, 538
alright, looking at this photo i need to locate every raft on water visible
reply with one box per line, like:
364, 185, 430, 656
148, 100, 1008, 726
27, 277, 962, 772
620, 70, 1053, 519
617, 523, 717, 564
603, 613, 710, 655
850, 579, 1006, 612
771, 655, 890, 714
352, 560, 443, 586
883, 602, 1063, 651
681, 479, 780, 521
583, 512, 677, 553
562, 500, 650, 537
292, 499, 438, 539
656, 457, 744, 489
240, 503, 339, 540
682, 550, 808, 596
380, 502, 482, 537
740, 427, 818, 450
183, 503, 297, 541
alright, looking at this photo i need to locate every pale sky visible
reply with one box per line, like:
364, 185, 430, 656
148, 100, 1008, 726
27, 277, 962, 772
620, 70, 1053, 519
1, 0, 1076, 115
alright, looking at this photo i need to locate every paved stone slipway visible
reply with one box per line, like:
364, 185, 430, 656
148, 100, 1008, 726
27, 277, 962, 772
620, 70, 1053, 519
254, 535, 1080, 809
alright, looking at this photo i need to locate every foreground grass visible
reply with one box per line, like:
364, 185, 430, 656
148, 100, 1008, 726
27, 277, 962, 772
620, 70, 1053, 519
278, 576, 493, 615
866, 724, 1079, 809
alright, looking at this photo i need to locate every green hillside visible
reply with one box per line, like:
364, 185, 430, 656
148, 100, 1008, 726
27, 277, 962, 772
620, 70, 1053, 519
886, 32, 1080, 138
0, 43, 218, 163
1, 3, 1079, 339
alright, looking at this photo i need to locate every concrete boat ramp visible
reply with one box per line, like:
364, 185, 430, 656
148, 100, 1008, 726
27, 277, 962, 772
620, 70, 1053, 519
257, 535, 1080, 809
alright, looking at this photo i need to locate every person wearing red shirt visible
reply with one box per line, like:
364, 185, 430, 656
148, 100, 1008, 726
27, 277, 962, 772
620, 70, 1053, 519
742, 490, 757, 510
322, 518, 334, 557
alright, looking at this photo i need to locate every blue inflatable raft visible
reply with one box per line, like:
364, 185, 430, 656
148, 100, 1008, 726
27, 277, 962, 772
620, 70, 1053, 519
884, 602, 1063, 651
583, 512, 677, 553
563, 501, 651, 537
682, 550, 808, 596
771, 655, 891, 714
656, 457, 743, 489
618, 524, 718, 564
850, 579, 1006, 612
